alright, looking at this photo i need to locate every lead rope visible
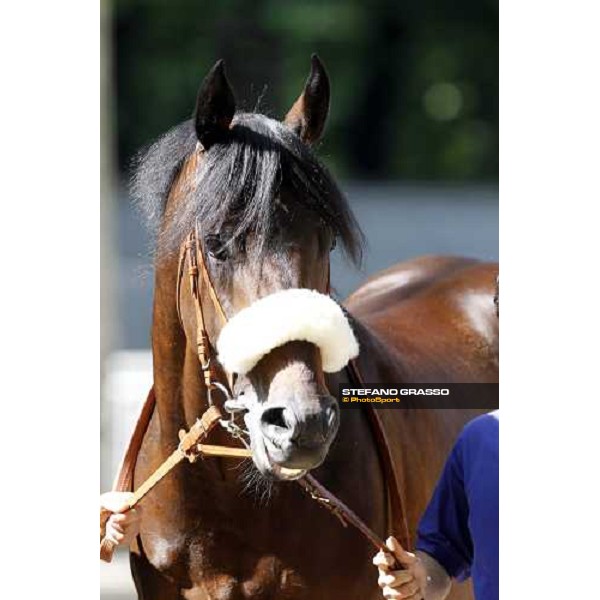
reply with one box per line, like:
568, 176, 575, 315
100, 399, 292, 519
100, 405, 225, 562
301, 264, 408, 562
296, 257, 406, 562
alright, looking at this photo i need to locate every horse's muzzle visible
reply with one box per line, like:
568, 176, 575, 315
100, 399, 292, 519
250, 395, 340, 478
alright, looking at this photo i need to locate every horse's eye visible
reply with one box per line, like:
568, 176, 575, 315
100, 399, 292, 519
204, 234, 228, 261
330, 236, 337, 252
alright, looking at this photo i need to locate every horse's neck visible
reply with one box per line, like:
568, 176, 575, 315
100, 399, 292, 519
347, 313, 412, 383
333, 313, 461, 456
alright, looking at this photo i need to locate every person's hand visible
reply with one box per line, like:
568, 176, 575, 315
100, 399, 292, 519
373, 536, 427, 599
100, 492, 142, 547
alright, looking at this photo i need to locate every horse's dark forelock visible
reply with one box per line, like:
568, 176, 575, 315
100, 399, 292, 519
131, 113, 364, 265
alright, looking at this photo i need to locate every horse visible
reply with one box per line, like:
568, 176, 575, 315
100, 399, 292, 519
126, 55, 498, 599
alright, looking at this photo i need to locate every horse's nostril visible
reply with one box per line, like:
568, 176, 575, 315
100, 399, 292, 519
261, 406, 290, 430
259, 399, 338, 450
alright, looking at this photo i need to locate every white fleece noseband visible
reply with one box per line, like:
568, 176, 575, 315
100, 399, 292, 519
216, 289, 359, 374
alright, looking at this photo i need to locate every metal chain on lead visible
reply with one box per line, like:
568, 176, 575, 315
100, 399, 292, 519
211, 381, 251, 447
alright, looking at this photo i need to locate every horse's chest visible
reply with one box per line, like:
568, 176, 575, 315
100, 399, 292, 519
144, 532, 309, 599
185, 556, 308, 600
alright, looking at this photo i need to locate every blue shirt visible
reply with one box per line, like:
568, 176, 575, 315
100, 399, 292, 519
416, 412, 499, 600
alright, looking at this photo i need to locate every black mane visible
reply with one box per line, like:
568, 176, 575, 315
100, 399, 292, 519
131, 113, 363, 264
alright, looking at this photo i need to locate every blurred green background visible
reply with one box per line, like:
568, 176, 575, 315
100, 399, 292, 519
111, 0, 498, 181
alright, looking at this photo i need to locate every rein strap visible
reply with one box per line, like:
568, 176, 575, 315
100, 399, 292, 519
100, 405, 223, 562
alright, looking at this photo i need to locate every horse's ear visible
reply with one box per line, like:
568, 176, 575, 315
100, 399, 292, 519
283, 54, 330, 145
194, 59, 236, 150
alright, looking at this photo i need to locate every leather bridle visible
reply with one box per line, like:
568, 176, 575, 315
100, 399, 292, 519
101, 223, 409, 567
173, 224, 410, 554
176, 223, 233, 404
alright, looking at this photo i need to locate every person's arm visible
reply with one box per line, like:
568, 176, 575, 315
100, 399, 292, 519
373, 536, 451, 600
414, 437, 473, 585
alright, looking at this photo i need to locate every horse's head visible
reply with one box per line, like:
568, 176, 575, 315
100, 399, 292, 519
134, 56, 363, 481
